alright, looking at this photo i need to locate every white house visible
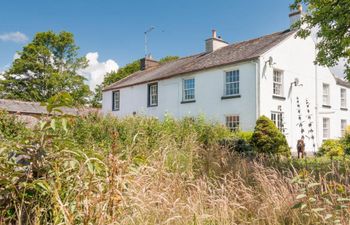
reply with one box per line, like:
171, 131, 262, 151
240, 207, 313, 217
102, 6, 350, 154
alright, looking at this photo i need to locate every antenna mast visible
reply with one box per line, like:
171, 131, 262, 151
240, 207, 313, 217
144, 26, 155, 57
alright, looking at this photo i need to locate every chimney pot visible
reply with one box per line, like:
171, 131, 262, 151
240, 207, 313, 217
297, 4, 302, 12
289, 3, 304, 27
212, 29, 217, 38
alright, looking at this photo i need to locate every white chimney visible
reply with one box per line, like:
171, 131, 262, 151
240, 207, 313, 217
289, 4, 304, 26
205, 29, 228, 52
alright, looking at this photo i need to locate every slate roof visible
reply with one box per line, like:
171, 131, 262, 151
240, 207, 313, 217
335, 77, 350, 88
0, 99, 97, 116
104, 29, 295, 91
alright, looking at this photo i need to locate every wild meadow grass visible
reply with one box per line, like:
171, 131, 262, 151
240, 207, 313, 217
0, 111, 349, 224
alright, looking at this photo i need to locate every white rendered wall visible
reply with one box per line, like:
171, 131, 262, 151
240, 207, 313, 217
259, 34, 350, 153
102, 62, 257, 130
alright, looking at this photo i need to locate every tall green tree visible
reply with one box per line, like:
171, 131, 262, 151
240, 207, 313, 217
0, 31, 91, 105
291, 1, 350, 78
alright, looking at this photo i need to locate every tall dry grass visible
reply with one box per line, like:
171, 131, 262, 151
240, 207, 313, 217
1, 113, 350, 224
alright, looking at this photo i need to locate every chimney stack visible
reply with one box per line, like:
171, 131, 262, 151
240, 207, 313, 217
140, 55, 159, 70
205, 29, 228, 52
289, 4, 304, 27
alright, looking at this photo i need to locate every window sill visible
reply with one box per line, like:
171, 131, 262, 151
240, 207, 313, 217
272, 95, 286, 100
181, 100, 196, 104
147, 104, 158, 108
221, 95, 241, 100
112, 109, 120, 111
322, 105, 331, 109
341, 107, 348, 111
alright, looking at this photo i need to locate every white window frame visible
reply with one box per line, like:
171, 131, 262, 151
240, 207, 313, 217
322, 83, 330, 106
225, 115, 240, 132
273, 70, 284, 96
148, 83, 158, 107
341, 88, 347, 108
323, 117, 330, 139
112, 90, 120, 111
271, 111, 284, 132
341, 119, 347, 136
182, 78, 195, 101
224, 70, 240, 96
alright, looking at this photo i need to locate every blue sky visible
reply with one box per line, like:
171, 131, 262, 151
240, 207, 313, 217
0, 0, 295, 88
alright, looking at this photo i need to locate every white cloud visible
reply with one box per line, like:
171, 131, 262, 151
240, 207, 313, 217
80, 52, 119, 91
0, 32, 28, 43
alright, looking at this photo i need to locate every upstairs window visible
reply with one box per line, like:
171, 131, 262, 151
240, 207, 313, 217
271, 111, 284, 132
112, 90, 120, 111
226, 115, 240, 132
323, 117, 330, 139
183, 78, 195, 101
341, 88, 347, 108
341, 119, 347, 136
225, 70, 240, 96
323, 83, 330, 106
273, 70, 283, 96
148, 83, 158, 107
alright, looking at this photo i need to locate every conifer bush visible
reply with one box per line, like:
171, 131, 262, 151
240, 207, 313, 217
251, 115, 290, 156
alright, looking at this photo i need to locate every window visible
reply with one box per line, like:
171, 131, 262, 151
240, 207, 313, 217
226, 115, 240, 131
341, 119, 347, 136
148, 83, 158, 106
323, 83, 330, 105
183, 78, 195, 101
341, 88, 347, 108
225, 70, 240, 96
271, 111, 284, 132
112, 90, 120, 111
323, 118, 330, 139
273, 70, 283, 96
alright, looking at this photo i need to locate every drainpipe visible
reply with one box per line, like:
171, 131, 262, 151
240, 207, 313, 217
254, 59, 261, 120
314, 38, 319, 154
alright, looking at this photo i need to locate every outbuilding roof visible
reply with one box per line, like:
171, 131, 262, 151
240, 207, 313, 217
104, 29, 295, 91
0, 99, 97, 116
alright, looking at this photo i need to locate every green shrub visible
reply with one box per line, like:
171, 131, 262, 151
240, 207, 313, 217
0, 110, 30, 139
220, 131, 254, 154
318, 139, 344, 157
251, 116, 290, 156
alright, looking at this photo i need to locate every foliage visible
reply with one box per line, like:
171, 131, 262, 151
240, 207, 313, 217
159, 55, 179, 64
90, 84, 102, 108
0, 31, 91, 105
251, 116, 290, 156
291, 0, 350, 78
318, 139, 344, 157
2, 111, 350, 224
102, 60, 141, 87
220, 131, 254, 154
0, 110, 30, 139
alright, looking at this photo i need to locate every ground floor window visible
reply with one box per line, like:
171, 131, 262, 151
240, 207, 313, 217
341, 119, 347, 136
226, 115, 240, 132
271, 111, 284, 132
112, 90, 120, 111
323, 117, 330, 139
